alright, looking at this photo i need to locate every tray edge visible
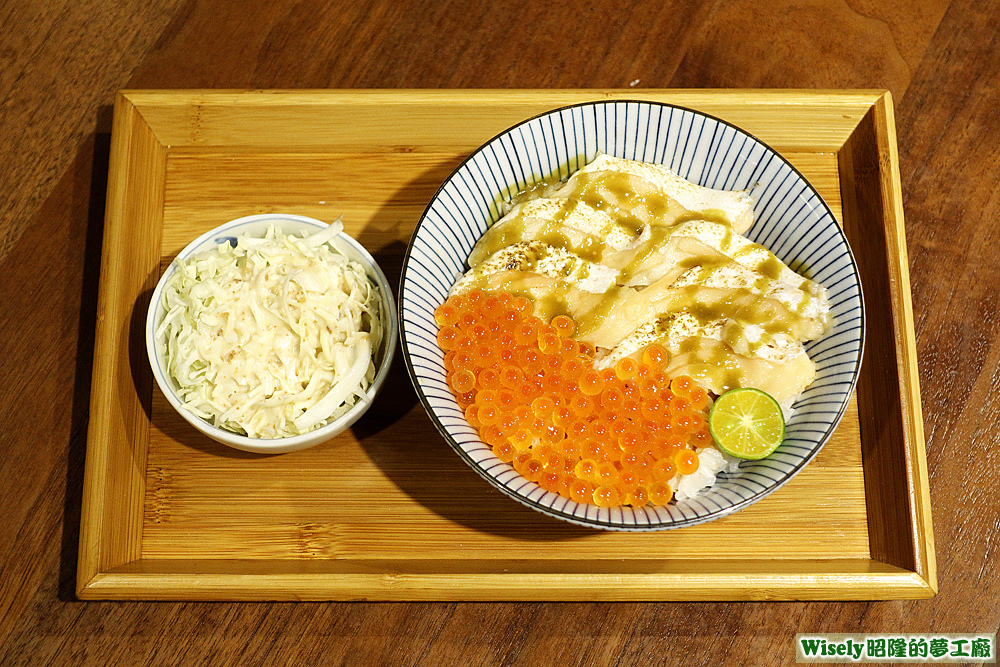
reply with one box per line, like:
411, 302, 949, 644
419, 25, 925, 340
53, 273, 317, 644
77, 89, 932, 601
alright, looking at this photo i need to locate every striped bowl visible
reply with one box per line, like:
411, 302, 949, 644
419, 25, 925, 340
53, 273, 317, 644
399, 101, 864, 531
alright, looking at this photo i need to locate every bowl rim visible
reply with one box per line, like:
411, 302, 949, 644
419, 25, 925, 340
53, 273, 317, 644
146, 212, 398, 454
398, 99, 865, 530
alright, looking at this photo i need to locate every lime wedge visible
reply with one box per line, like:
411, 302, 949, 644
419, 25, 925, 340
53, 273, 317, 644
708, 388, 785, 460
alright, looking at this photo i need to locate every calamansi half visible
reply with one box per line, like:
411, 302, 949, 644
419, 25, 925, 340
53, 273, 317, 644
708, 388, 785, 460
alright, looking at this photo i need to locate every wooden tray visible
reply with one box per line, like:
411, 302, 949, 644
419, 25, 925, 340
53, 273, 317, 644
78, 90, 934, 601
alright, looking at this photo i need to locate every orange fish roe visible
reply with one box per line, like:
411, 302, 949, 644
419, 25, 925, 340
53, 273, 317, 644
434, 291, 709, 508
551, 314, 577, 338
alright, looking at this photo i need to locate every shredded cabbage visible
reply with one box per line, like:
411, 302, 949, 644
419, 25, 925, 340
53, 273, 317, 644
155, 219, 384, 439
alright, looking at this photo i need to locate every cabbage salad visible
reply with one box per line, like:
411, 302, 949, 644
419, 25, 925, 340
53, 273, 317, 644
155, 219, 384, 439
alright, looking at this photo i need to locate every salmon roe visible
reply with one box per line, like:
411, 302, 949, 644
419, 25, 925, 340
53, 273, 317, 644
434, 290, 708, 508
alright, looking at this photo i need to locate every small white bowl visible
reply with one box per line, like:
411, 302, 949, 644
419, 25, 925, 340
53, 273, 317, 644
146, 213, 397, 454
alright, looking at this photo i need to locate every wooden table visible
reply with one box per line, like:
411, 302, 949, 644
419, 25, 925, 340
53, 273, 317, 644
1, 0, 996, 664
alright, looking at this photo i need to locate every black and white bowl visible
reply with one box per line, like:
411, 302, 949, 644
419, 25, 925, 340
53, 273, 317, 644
399, 101, 864, 530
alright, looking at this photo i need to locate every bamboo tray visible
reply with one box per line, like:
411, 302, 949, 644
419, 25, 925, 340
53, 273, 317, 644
78, 89, 934, 601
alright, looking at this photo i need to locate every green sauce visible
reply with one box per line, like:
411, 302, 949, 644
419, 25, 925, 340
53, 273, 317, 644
466, 156, 824, 384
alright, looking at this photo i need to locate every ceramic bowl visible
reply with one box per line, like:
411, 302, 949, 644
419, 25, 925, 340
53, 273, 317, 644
399, 101, 864, 529
146, 213, 397, 454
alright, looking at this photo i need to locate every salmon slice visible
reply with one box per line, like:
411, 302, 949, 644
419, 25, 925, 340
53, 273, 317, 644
468, 198, 643, 268
558, 153, 756, 234
598, 333, 816, 407
582, 242, 831, 348
452, 241, 618, 296
449, 270, 606, 325
448, 154, 830, 405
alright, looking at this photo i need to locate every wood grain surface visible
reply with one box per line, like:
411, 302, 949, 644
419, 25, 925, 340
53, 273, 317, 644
0, 0, 996, 664
78, 91, 885, 602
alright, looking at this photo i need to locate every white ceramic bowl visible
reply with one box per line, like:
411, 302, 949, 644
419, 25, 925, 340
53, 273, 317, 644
399, 101, 865, 530
146, 213, 397, 454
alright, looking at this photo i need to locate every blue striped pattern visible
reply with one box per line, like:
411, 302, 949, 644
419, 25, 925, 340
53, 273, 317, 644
399, 101, 864, 531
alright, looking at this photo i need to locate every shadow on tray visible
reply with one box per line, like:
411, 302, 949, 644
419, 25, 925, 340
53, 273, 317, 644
114, 154, 596, 552
62, 109, 112, 600
348, 166, 595, 542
